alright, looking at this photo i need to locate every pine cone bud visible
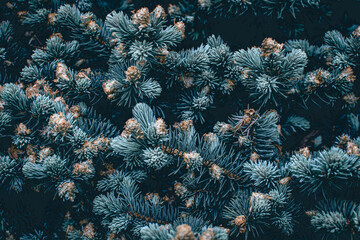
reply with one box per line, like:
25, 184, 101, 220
339, 67, 356, 82
343, 93, 359, 106
234, 215, 246, 233
199, 228, 214, 240
103, 80, 117, 95
298, 147, 310, 158
174, 21, 185, 38
173, 120, 193, 132
174, 224, 196, 240
174, 182, 187, 196
121, 118, 143, 138
250, 152, 259, 161
125, 66, 141, 82
347, 141, 359, 155
15, 123, 30, 135
183, 151, 203, 169
82, 223, 96, 239
260, 38, 284, 57
152, 5, 166, 19
132, 8, 150, 28
58, 181, 77, 202
353, 26, 360, 37
279, 176, 291, 185
39, 147, 53, 161
48, 13, 57, 25
73, 160, 94, 177
203, 132, 217, 142
209, 164, 223, 180
56, 62, 70, 81
47, 112, 72, 136
154, 118, 167, 135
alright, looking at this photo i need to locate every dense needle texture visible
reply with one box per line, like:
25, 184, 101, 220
1, 0, 360, 239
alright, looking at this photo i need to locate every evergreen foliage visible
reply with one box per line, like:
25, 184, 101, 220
1, 0, 360, 239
